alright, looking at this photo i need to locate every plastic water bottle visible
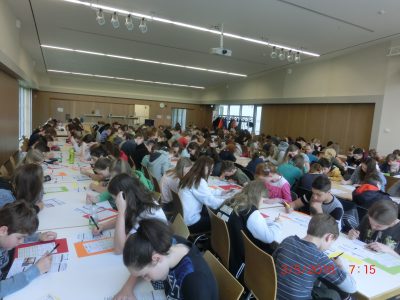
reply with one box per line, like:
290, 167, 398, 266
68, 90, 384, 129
68, 148, 75, 164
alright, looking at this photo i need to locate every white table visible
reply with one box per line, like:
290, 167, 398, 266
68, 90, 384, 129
259, 203, 400, 300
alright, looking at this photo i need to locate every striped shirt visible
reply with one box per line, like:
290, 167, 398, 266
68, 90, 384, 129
273, 236, 347, 300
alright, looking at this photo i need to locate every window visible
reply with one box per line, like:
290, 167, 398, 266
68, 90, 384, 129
19, 86, 32, 140
171, 108, 187, 130
215, 104, 261, 134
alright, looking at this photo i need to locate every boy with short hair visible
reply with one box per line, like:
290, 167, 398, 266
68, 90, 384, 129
219, 160, 250, 186
273, 214, 357, 300
0, 202, 52, 297
290, 176, 344, 230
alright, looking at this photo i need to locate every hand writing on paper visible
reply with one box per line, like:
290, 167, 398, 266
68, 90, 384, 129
92, 224, 103, 236
86, 194, 99, 205
116, 191, 127, 212
367, 242, 396, 254
39, 231, 58, 241
347, 229, 360, 240
36, 252, 53, 274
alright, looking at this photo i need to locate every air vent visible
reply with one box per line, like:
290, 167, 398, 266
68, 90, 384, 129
387, 46, 400, 57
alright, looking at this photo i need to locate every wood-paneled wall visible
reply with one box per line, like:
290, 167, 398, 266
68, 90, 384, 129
260, 103, 375, 153
33, 91, 213, 129
0, 70, 19, 164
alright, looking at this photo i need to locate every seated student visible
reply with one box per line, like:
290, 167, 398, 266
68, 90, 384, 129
0, 202, 53, 298
290, 176, 344, 230
219, 143, 237, 162
298, 162, 323, 191
219, 161, 250, 187
84, 157, 113, 191
245, 151, 265, 175
160, 157, 193, 204
120, 133, 144, 166
347, 147, 364, 167
120, 219, 218, 300
322, 148, 346, 176
277, 154, 304, 186
280, 144, 310, 173
17, 149, 45, 167
181, 142, 201, 162
92, 173, 166, 254
348, 200, 400, 257
179, 156, 227, 233
380, 154, 400, 175
99, 124, 112, 143
217, 180, 281, 278
255, 162, 292, 203
342, 157, 387, 191
141, 142, 172, 182
352, 174, 392, 210
273, 214, 357, 300
70, 133, 96, 162
304, 143, 319, 163
319, 157, 343, 182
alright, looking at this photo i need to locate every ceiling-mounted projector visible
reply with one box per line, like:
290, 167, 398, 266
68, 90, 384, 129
210, 24, 232, 57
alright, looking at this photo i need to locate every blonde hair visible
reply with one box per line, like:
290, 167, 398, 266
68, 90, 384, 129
19, 149, 45, 166
222, 180, 268, 215
167, 157, 193, 179
323, 148, 336, 160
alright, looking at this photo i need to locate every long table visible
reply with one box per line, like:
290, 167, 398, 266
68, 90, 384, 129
5, 140, 165, 300
259, 203, 400, 300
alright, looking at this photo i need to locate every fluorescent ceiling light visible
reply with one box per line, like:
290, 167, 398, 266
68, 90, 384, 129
60, 0, 319, 57
41, 44, 247, 77
47, 69, 205, 89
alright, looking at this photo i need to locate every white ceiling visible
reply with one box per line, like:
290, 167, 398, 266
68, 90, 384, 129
7, 0, 400, 89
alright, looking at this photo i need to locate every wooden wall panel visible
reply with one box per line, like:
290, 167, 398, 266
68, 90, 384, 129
260, 103, 375, 153
32, 91, 213, 129
0, 70, 19, 164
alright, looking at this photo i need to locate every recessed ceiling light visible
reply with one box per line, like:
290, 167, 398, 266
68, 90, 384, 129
41, 44, 247, 77
60, 0, 319, 57
47, 69, 205, 89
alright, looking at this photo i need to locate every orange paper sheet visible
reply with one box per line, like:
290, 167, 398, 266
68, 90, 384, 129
74, 238, 114, 257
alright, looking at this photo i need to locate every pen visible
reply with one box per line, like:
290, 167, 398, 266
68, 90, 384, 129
90, 216, 100, 230
49, 243, 60, 255
333, 252, 344, 259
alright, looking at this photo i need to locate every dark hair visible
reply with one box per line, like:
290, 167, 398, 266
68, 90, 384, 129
0, 201, 39, 234
318, 157, 332, 169
360, 157, 378, 181
94, 157, 113, 171
386, 154, 396, 163
90, 144, 109, 158
82, 134, 95, 144
108, 174, 159, 233
368, 200, 398, 225
179, 156, 213, 189
187, 142, 201, 161
220, 160, 236, 173
123, 218, 172, 270
312, 175, 331, 192
307, 214, 339, 238
13, 164, 44, 205
292, 154, 305, 170
363, 173, 381, 186
353, 148, 364, 155
310, 162, 322, 173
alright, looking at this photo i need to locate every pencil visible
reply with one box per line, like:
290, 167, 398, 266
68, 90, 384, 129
333, 252, 344, 259
90, 216, 100, 230
49, 243, 60, 255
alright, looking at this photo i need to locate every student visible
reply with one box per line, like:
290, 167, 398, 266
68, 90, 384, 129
160, 157, 193, 204
245, 151, 265, 174
216, 180, 281, 278
304, 144, 319, 163
352, 174, 392, 210
342, 157, 387, 191
120, 133, 144, 166
319, 157, 343, 182
280, 144, 310, 173
0, 202, 53, 298
179, 156, 227, 233
277, 154, 304, 186
181, 142, 201, 161
120, 219, 218, 300
219, 160, 250, 186
273, 214, 357, 300
298, 162, 323, 191
100, 124, 112, 143
290, 176, 344, 229
84, 157, 113, 190
88, 143, 109, 163
255, 162, 292, 203
347, 147, 364, 167
12, 164, 45, 212
219, 143, 237, 162
141, 143, 172, 182
92, 174, 166, 254
348, 200, 400, 257
380, 154, 400, 175
72, 134, 96, 161
17, 149, 45, 167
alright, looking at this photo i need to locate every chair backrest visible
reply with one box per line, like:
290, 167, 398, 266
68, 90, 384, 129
20, 138, 29, 152
170, 190, 184, 218
2, 159, 14, 176
0, 165, 9, 177
142, 165, 150, 179
170, 213, 190, 239
385, 175, 400, 193
207, 207, 230, 269
203, 250, 244, 300
241, 231, 277, 300
151, 175, 161, 193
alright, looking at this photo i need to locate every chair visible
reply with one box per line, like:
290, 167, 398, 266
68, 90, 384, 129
2, 159, 14, 176
151, 175, 161, 193
203, 251, 244, 300
170, 190, 184, 219
207, 207, 230, 269
142, 165, 150, 179
9, 151, 20, 170
0, 165, 9, 177
170, 213, 190, 239
20, 137, 29, 152
241, 231, 277, 300
290, 191, 298, 201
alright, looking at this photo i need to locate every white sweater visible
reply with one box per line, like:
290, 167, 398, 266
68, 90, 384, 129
179, 178, 225, 226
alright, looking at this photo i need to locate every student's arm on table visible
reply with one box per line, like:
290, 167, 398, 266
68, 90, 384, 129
113, 275, 138, 300
114, 192, 128, 255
